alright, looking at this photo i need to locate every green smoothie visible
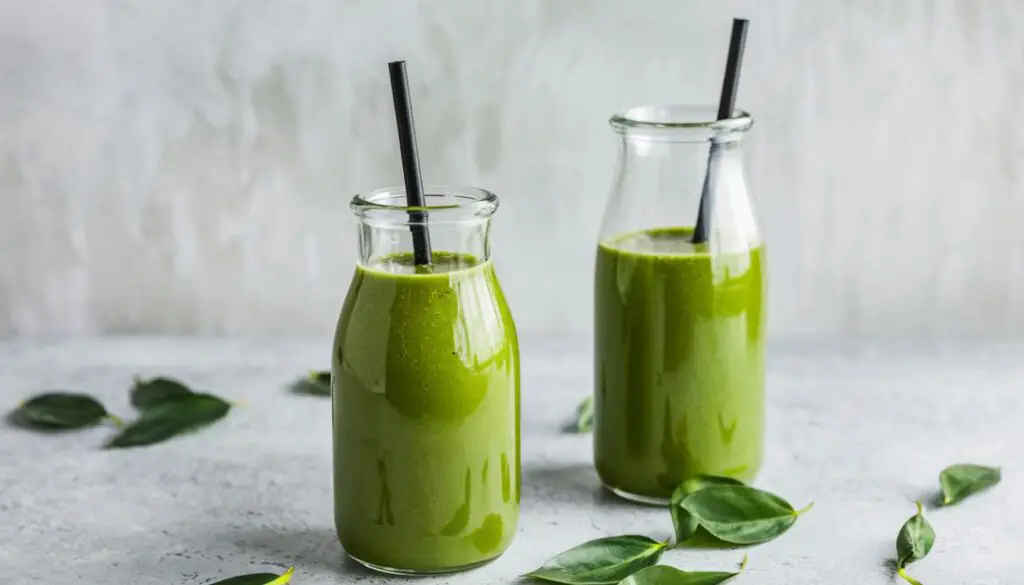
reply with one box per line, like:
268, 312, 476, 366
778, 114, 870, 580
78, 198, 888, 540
594, 227, 765, 502
332, 252, 520, 573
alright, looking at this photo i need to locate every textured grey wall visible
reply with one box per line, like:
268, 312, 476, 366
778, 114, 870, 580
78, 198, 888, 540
0, 0, 1022, 339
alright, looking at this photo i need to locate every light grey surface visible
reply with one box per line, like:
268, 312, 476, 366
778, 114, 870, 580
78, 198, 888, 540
2, 1, 1024, 339
0, 336, 1021, 584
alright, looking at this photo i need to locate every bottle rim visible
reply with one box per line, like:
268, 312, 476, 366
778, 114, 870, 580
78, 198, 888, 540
610, 105, 753, 139
351, 185, 499, 224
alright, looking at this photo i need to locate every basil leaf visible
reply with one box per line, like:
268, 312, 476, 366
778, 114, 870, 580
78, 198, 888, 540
670, 475, 745, 544
939, 463, 1001, 506
106, 393, 231, 449
896, 501, 934, 585
307, 370, 332, 395
680, 484, 812, 545
130, 376, 194, 409
524, 535, 668, 584
13, 393, 115, 429
617, 565, 739, 585
576, 396, 594, 433
210, 566, 294, 585
309, 370, 331, 386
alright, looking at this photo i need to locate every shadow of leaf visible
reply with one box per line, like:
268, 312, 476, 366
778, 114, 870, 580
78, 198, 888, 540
881, 557, 899, 579
560, 420, 589, 434
288, 379, 330, 398
675, 528, 748, 550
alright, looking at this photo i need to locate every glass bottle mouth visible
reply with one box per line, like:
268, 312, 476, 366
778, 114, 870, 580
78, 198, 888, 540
351, 185, 499, 225
610, 105, 753, 142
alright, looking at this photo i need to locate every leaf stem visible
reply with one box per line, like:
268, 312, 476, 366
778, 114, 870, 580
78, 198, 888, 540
107, 414, 125, 428
914, 500, 924, 516
795, 501, 815, 516
898, 566, 924, 585
739, 553, 749, 572
266, 566, 295, 585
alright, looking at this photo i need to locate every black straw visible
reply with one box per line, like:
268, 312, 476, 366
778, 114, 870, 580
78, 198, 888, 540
692, 18, 749, 244
388, 60, 433, 266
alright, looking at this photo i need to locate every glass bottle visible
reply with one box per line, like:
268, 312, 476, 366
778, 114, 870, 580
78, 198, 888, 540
593, 106, 765, 504
333, 186, 520, 574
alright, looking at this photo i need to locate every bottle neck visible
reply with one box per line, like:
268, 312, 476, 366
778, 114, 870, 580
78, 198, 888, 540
351, 185, 499, 268
357, 217, 492, 267
600, 133, 757, 251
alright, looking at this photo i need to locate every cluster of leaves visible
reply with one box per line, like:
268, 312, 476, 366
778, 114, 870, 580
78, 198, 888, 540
894, 464, 1001, 585
569, 396, 1002, 584
524, 473, 811, 584
526, 535, 746, 585
10, 376, 234, 449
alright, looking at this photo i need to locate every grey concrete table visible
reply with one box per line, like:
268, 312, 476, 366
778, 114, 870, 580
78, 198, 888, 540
1, 337, 1021, 584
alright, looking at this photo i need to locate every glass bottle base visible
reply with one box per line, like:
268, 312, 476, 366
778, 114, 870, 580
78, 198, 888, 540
605, 485, 671, 507
349, 552, 502, 576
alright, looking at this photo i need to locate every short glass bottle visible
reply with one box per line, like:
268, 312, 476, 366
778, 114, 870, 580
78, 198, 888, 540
333, 186, 520, 573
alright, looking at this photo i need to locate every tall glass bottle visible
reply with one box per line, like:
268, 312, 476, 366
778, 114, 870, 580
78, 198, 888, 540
333, 186, 520, 574
593, 106, 765, 504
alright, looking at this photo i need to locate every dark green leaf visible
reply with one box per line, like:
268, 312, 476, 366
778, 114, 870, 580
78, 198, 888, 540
896, 501, 934, 585
939, 463, 1001, 506
670, 475, 745, 545
209, 566, 294, 585
575, 396, 594, 433
616, 565, 739, 585
524, 535, 668, 584
130, 376, 195, 409
14, 393, 113, 429
107, 393, 231, 449
897, 501, 935, 568
680, 484, 812, 545
309, 370, 331, 386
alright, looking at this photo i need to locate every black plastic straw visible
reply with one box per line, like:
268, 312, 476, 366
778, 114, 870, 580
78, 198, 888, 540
388, 60, 433, 266
692, 18, 749, 244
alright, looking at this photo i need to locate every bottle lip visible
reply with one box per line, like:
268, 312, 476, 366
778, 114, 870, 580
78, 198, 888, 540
351, 185, 499, 223
610, 105, 753, 138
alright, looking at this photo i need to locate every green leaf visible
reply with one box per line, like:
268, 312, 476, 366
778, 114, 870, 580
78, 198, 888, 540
309, 370, 331, 386
209, 566, 294, 585
680, 484, 812, 545
13, 393, 115, 429
616, 565, 740, 585
130, 376, 195, 409
939, 463, 1001, 506
575, 396, 594, 433
670, 475, 745, 545
106, 393, 231, 449
896, 501, 935, 585
524, 535, 668, 584
896, 501, 935, 566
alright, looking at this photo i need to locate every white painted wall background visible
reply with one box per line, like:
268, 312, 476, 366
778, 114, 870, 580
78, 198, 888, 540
0, 0, 1022, 339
